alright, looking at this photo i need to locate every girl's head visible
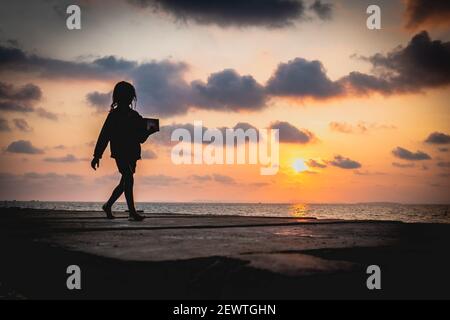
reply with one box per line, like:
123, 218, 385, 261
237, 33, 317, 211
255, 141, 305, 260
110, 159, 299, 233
111, 81, 136, 110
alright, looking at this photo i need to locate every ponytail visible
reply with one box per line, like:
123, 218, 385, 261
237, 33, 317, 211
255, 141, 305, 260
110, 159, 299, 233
110, 81, 137, 112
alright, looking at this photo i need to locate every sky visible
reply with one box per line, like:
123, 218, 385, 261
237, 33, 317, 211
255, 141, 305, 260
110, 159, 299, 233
0, 0, 449, 203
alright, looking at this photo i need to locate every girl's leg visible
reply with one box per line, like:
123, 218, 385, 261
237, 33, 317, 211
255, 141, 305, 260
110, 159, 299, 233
102, 176, 124, 219
123, 171, 144, 221
105, 176, 124, 208
122, 173, 136, 213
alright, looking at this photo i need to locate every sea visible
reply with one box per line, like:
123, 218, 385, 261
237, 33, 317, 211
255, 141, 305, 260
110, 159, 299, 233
0, 201, 449, 224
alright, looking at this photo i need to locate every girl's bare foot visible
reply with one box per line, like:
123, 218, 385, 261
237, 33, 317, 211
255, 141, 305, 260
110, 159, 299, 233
102, 204, 115, 219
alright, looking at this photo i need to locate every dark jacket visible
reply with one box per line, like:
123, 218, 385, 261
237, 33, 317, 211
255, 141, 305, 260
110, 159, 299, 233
94, 108, 147, 161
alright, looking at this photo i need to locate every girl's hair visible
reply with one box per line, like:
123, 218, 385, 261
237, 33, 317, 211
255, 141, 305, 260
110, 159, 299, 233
110, 81, 137, 111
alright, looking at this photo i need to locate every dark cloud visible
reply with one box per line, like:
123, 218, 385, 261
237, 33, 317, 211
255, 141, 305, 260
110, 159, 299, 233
328, 155, 361, 169
0, 82, 41, 101
192, 69, 266, 111
306, 159, 327, 168
392, 146, 431, 161
0, 45, 135, 79
150, 123, 197, 145
310, 1, 332, 20
269, 121, 315, 143
0, 118, 11, 132
0, 101, 34, 112
339, 71, 392, 95
392, 162, 415, 168
35, 108, 58, 121
404, 0, 450, 29
437, 161, 450, 168
86, 91, 111, 112
212, 174, 236, 185
128, 0, 307, 28
232, 122, 258, 132
0, 82, 54, 124
363, 31, 450, 93
266, 58, 342, 98
4, 31, 449, 118
438, 147, 448, 153
92, 56, 137, 71
142, 149, 157, 159
425, 132, 450, 144
43, 154, 88, 163
130, 61, 193, 116
6, 140, 44, 154
154, 121, 314, 146
13, 118, 32, 132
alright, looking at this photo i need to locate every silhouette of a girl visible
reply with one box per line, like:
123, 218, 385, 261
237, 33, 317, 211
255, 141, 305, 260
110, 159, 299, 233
91, 81, 146, 221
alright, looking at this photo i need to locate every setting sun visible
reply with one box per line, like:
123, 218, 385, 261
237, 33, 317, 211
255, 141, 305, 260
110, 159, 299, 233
292, 159, 308, 173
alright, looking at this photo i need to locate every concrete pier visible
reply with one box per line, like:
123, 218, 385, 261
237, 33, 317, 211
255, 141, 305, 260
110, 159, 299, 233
1, 207, 449, 299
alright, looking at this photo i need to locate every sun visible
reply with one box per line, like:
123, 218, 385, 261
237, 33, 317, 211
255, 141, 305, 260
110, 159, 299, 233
292, 158, 308, 173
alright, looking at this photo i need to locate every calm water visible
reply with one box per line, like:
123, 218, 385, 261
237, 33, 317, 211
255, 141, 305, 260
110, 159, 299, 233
1, 201, 449, 223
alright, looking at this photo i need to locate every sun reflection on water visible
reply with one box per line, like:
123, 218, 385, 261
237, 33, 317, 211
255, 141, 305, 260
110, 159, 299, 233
290, 203, 309, 217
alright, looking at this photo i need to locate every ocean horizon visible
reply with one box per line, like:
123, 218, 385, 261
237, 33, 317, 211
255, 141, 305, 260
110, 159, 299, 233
2, 201, 449, 224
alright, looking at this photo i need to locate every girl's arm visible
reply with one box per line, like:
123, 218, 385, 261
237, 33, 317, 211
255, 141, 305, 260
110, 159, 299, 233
93, 113, 112, 159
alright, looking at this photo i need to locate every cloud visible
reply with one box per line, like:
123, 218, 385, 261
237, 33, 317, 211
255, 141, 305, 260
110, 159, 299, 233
188, 173, 236, 184
13, 118, 32, 132
130, 61, 194, 116
306, 159, 327, 168
437, 161, 450, 168
140, 174, 180, 186
392, 162, 415, 168
327, 155, 361, 169
35, 107, 58, 120
0, 45, 135, 79
338, 72, 392, 95
0, 82, 41, 101
86, 91, 112, 112
438, 147, 448, 153
266, 58, 342, 98
142, 149, 157, 159
190, 174, 212, 182
353, 170, 386, 176
6, 140, 44, 154
359, 31, 450, 93
269, 121, 315, 143
4, 31, 449, 118
425, 132, 450, 144
329, 121, 396, 134
43, 154, 88, 162
0, 171, 83, 188
212, 174, 236, 185
0, 171, 84, 200
128, 0, 308, 28
0, 101, 34, 112
404, 0, 450, 29
392, 147, 431, 161
0, 82, 56, 123
0, 117, 11, 132
310, 1, 332, 20
192, 69, 267, 111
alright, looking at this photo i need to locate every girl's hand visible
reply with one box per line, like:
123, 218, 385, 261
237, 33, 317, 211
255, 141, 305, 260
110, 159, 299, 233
91, 157, 100, 170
